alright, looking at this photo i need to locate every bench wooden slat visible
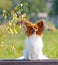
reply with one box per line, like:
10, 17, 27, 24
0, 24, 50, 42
0, 59, 58, 65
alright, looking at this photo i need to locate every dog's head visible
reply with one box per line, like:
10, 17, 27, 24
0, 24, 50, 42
18, 19, 44, 37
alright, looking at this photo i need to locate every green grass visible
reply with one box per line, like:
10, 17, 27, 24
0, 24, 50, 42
0, 33, 25, 59
0, 24, 58, 59
43, 31, 58, 58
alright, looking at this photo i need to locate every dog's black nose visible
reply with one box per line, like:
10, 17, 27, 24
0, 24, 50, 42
33, 28, 37, 32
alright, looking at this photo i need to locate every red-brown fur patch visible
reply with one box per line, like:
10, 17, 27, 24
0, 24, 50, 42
19, 20, 44, 37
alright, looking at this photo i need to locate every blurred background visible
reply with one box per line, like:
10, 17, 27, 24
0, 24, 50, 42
0, 0, 58, 59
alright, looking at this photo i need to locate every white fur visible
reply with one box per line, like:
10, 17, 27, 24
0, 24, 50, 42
17, 34, 48, 60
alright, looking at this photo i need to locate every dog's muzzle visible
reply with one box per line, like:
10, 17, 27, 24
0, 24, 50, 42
33, 28, 37, 34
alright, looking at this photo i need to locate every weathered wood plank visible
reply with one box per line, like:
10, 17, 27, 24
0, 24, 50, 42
0, 59, 58, 65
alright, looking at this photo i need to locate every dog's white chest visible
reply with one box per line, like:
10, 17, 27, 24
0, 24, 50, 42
24, 34, 43, 60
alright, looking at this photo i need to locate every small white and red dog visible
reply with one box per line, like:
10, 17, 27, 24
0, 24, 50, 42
18, 18, 48, 60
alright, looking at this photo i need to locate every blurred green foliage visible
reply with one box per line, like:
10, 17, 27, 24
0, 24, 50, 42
50, 0, 58, 28
0, 0, 48, 14
0, 0, 12, 9
50, 0, 58, 15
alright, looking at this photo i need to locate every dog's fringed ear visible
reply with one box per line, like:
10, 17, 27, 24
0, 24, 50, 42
36, 20, 44, 29
24, 21, 32, 27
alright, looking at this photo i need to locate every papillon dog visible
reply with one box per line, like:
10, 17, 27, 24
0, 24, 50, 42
17, 17, 48, 60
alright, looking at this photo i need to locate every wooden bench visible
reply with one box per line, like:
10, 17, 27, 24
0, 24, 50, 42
0, 59, 58, 65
